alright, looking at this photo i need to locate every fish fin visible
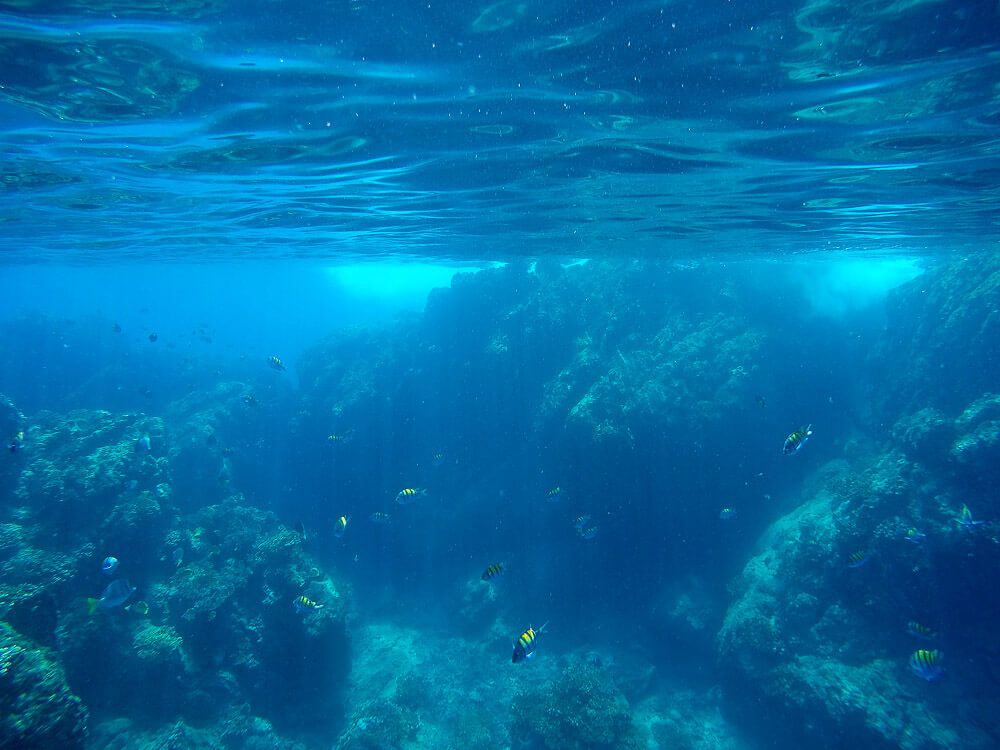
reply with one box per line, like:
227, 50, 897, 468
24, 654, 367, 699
537, 620, 550, 634
86, 598, 98, 616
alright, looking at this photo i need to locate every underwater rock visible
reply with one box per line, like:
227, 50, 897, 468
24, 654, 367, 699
950, 393, 1000, 488
718, 457, 997, 750
870, 255, 1000, 418
0, 621, 88, 748
891, 407, 953, 466
510, 658, 643, 750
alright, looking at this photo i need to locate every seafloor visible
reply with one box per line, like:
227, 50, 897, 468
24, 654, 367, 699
1, 256, 999, 749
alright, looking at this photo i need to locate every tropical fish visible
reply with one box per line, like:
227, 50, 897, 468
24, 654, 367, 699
293, 595, 323, 613
577, 525, 600, 541
87, 579, 136, 615
545, 486, 563, 502
172, 547, 184, 567
719, 507, 738, 521
148, 332, 158, 343
327, 432, 354, 445
136, 434, 152, 453
8, 430, 24, 453
782, 425, 813, 455
101, 556, 119, 575
126, 601, 150, 616
369, 512, 391, 524
904, 528, 927, 544
432, 451, 446, 467
909, 649, 944, 682
956, 504, 985, 530
755, 394, 767, 409
847, 550, 868, 568
267, 355, 286, 371
572, 515, 592, 530
395, 488, 426, 504
334, 515, 349, 538
481, 563, 504, 581
512, 621, 548, 663
906, 621, 937, 640
243, 393, 259, 407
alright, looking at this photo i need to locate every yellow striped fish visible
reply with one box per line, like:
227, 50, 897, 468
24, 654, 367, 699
481, 563, 504, 581
334, 515, 349, 538
395, 488, 426, 504
512, 621, 548, 663
293, 595, 323, 613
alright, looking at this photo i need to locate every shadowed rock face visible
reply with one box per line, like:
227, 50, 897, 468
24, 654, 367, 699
869, 255, 1000, 419
718, 258, 1000, 750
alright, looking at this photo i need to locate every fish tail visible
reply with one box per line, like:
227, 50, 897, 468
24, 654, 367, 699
86, 598, 98, 616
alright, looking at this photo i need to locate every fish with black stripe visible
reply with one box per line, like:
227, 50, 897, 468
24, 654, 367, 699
293, 595, 323, 613
782, 424, 813, 455
512, 621, 548, 663
481, 563, 504, 581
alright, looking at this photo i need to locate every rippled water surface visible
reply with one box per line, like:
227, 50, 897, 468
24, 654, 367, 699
1, 0, 998, 260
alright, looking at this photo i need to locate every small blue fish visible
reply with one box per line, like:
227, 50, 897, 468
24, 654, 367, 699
136, 434, 151, 453
101, 556, 119, 575
572, 514, 592, 530
909, 649, 944, 682
956, 504, 985, 530
545, 486, 563, 502
87, 579, 135, 615
782, 424, 813, 455
719, 507, 738, 521
904, 528, 926, 544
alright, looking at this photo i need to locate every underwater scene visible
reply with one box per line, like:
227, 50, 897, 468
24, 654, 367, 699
1, 0, 1000, 749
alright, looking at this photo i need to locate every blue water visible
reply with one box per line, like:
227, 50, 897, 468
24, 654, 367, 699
1, 0, 998, 260
1, 2, 999, 750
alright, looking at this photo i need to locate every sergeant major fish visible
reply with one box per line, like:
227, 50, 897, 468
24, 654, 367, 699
293, 595, 323, 613
481, 563, 504, 581
395, 488, 426, 504
909, 649, 944, 682
335, 515, 349, 538
782, 424, 813, 455
512, 621, 548, 663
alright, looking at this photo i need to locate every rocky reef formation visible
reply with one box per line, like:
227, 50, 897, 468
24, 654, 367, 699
0, 389, 350, 748
0, 621, 88, 749
718, 259, 1000, 750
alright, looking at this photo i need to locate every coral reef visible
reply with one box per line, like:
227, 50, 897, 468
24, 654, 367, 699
510, 657, 643, 750
0, 398, 350, 747
718, 451, 999, 749
0, 621, 88, 748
